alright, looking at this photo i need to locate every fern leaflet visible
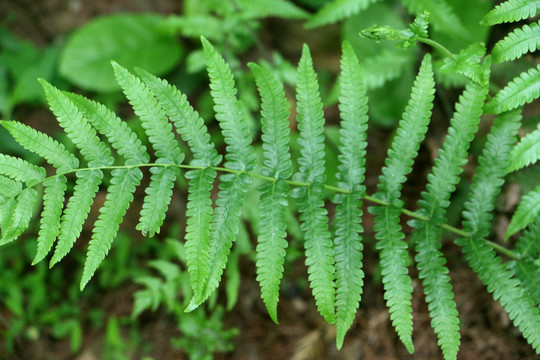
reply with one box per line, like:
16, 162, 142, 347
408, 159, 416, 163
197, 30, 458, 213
457, 109, 540, 352
0, 120, 79, 172
0, 154, 46, 185
509, 219, 540, 305
292, 44, 336, 324
507, 124, 540, 172
401, 0, 468, 38
39, 80, 114, 168
505, 185, 540, 239
50, 170, 102, 267
332, 41, 369, 349
492, 21, 540, 63
33, 176, 67, 265
249, 62, 292, 324
81, 167, 143, 289
369, 54, 435, 354
484, 64, 540, 114
0, 175, 21, 201
482, 0, 540, 25
0, 188, 38, 245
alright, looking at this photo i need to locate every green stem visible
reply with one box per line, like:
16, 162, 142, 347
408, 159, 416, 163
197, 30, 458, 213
417, 37, 457, 61
26, 161, 516, 260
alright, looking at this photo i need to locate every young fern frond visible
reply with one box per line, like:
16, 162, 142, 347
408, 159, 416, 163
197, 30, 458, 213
456, 109, 540, 352
368, 54, 435, 354
410, 74, 489, 360
187, 37, 256, 310
507, 125, 540, 172
305, 0, 380, 29
505, 185, 540, 239
492, 21, 540, 63
293, 44, 336, 324
333, 41, 368, 350
484, 64, 540, 114
482, 0, 540, 25
249, 62, 292, 324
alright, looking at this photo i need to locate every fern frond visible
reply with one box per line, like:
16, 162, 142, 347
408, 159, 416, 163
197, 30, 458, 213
50, 170, 102, 267
33, 176, 67, 265
292, 44, 335, 324
0, 188, 38, 245
505, 185, 540, 239
112, 63, 184, 236
484, 64, 540, 114
81, 167, 143, 289
201, 37, 256, 171
492, 21, 540, 63
0, 175, 22, 201
0, 154, 46, 185
187, 37, 256, 309
305, 0, 380, 29
507, 124, 540, 172
401, 0, 468, 38
515, 218, 540, 258
457, 109, 540, 352
0, 121, 79, 172
333, 41, 369, 349
249, 62, 292, 323
66, 94, 150, 165
133, 69, 221, 299
482, 0, 540, 25
39, 79, 114, 168
369, 54, 435, 354
237, 0, 309, 19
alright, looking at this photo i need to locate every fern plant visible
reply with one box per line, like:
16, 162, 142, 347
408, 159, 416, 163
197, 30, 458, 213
1, 6, 540, 357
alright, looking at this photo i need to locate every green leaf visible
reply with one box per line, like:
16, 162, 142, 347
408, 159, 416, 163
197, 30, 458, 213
249, 62, 292, 323
66, 93, 150, 165
237, 0, 309, 19
40, 79, 114, 167
1, 120, 79, 172
333, 41, 369, 349
0, 188, 38, 245
292, 44, 336, 324
484, 64, 540, 114
81, 168, 142, 289
134, 68, 221, 167
33, 176, 67, 265
59, 14, 183, 92
201, 36, 256, 171
505, 185, 540, 239
0, 153, 45, 185
492, 21, 540, 63
457, 109, 540, 353
369, 54, 435, 354
441, 43, 487, 85
0, 175, 21, 201
507, 121, 540, 172
482, 0, 539, 25
50, 170, 103, 267
306, 0, 381, 29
